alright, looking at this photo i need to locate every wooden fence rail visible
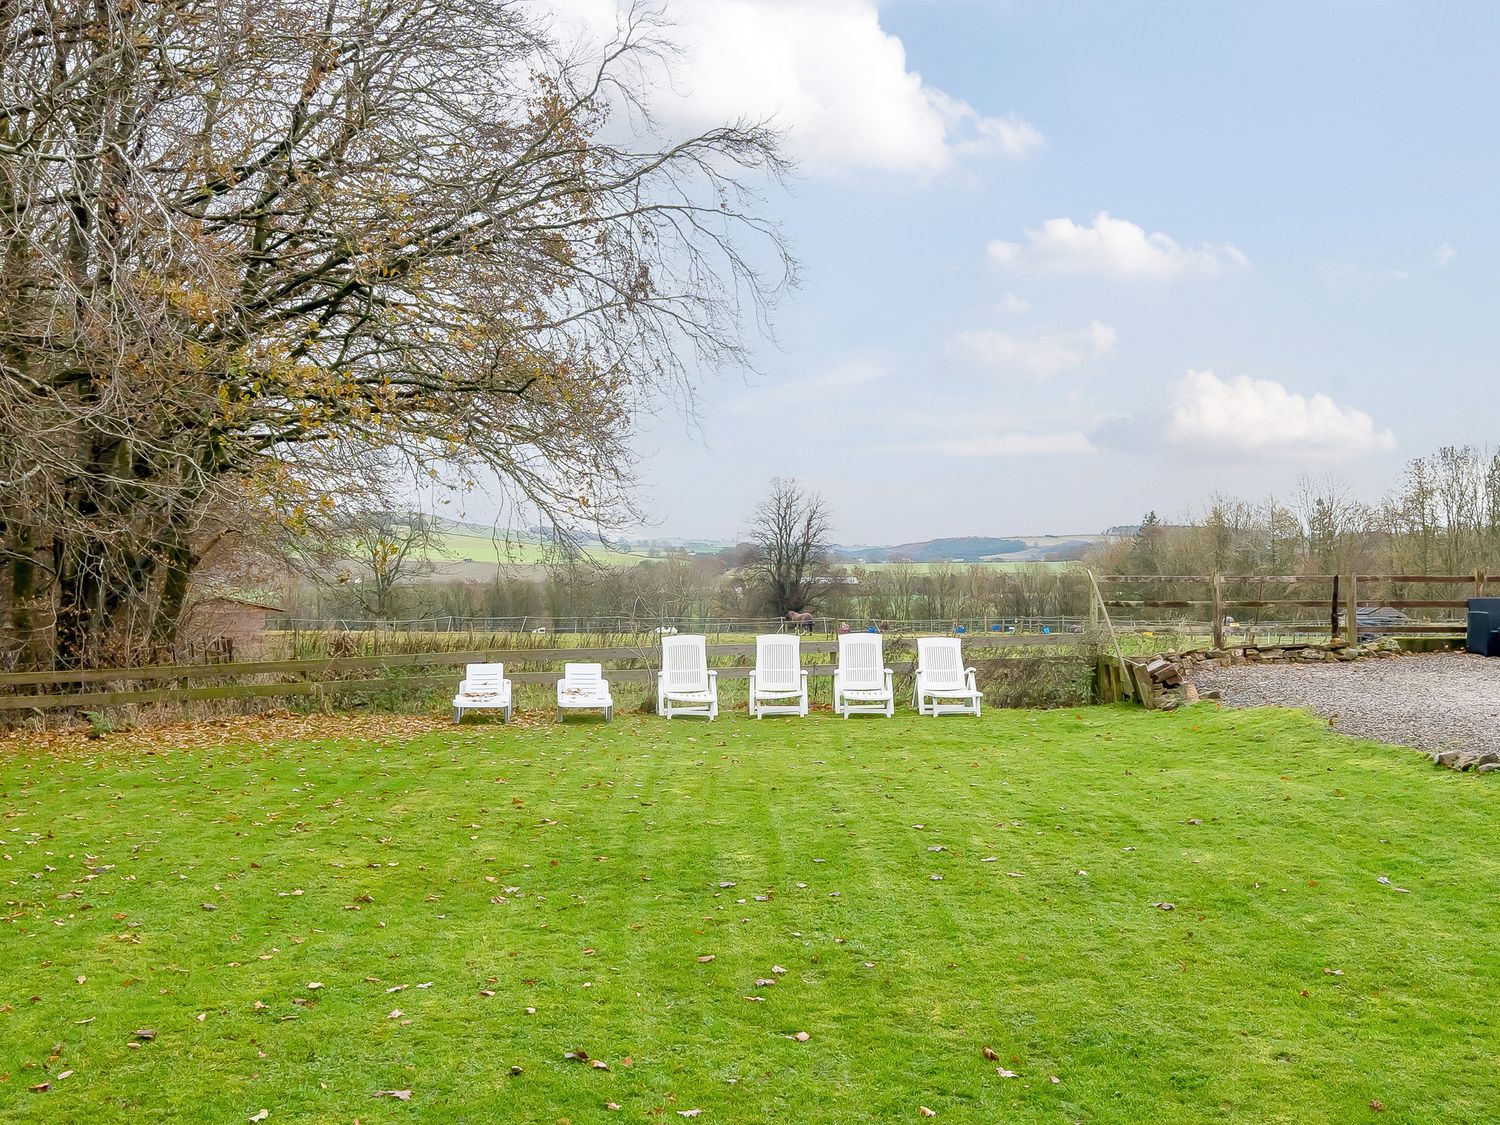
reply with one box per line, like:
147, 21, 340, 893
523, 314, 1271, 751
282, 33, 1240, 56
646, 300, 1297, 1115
0, 632, 1075, 714
1088, 572, 1485, 648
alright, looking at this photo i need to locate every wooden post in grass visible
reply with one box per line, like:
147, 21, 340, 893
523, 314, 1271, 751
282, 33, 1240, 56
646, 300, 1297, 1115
1344, 574, 1359, 646
1211, 574, 1224, 650
1330, 575, 1340, 643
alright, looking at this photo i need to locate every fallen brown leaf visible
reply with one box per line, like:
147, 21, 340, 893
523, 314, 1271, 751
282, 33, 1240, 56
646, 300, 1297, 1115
373, 1090, 412, 1101
982, 1046, 998, 1061
249, 1110, 269, 1122
919, 1108, 936, 1118
792, 1031, 810, 1042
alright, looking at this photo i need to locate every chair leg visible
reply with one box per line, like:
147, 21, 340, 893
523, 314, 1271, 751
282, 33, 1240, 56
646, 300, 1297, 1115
452, 707, 462, 724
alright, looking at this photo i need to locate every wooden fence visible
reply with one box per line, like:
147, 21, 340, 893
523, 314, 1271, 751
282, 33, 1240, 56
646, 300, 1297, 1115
0, 631, 1075, 714
1090, 572, 1489, 648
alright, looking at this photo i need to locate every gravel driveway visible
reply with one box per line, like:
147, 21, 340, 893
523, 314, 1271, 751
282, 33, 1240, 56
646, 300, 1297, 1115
1190, 652, 1500, 756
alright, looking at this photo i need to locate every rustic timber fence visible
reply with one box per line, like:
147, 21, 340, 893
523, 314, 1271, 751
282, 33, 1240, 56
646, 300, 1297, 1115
0, 631, 1077, 716
1089, 572, 1489, 649
1085, 570, 1484, 709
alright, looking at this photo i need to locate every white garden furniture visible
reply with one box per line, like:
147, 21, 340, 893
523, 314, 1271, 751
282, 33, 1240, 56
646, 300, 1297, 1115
833, 633, 894, 718
913, 637, 983, 717
452, 662, 512, 723
748, 634, 808, 718
556, 662, 613, 722
657, 634, 718, 719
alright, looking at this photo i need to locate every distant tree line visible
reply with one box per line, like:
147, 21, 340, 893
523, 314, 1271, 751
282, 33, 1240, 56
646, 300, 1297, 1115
1089, 444, 1500, 579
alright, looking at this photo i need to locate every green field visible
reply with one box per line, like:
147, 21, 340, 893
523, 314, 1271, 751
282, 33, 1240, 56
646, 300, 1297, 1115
422, 528, 1080, 571
425, 529, 654, 567
2, 706, 1495, 1122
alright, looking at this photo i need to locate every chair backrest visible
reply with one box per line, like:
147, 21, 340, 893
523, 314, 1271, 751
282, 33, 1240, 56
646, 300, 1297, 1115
755, 635, 801, 691
837, 633, 885, 689
562, 663, 604, 690
661, 634, 708, 692
466, 662, 506, 687
917, 637, 966, 688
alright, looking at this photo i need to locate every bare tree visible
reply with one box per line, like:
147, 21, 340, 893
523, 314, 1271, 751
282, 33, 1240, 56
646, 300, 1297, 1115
334, 512, 438, 620
745, 478, 831, 617
0, 0, 792, 668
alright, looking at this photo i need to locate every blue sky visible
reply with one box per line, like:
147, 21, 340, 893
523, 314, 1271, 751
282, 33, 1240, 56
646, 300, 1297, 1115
549, 0, 1499, 544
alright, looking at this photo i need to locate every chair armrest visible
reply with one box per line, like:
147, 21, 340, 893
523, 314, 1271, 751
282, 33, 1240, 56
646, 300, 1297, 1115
799, 670, 809, 686
457, 679, 471, 693
707, 670, 718, 684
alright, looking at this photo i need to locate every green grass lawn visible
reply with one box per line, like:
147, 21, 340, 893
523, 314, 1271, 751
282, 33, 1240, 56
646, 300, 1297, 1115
3, 705, 1497, 1123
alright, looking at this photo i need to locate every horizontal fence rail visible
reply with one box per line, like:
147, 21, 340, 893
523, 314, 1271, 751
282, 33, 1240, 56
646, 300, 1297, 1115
0, 632, 1076, 713
1088, 572, 1485, 647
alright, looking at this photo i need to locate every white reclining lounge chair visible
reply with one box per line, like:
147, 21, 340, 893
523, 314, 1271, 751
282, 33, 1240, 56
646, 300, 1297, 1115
833, 633, 894, 718
657, 634, 718, 720
452, 662, 512, 723
914, 636, 983, 717
556, 662, 613, 722
749, 634, 809, 718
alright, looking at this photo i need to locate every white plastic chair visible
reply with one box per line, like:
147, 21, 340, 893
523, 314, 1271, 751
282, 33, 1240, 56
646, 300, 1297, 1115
556, 662, 613, 722
657, 634, 718, 720
833, 633, 893, 718
452, 662, 512, 723
914, 637, 982, 717
748, 635, 808, 718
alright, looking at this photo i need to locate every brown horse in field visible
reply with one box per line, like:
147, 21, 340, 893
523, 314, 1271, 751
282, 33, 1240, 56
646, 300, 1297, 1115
785, 610, 815, 634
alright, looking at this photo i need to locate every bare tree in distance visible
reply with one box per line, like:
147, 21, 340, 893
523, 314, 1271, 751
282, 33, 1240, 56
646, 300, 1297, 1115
0, 0, 793, 668
334, 512, 439, 621
745, 478, 832, 618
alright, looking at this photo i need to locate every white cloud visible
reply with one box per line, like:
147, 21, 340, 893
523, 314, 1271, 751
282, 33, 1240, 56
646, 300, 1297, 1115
1434, 241, 1455, 267
729, 356, 888, 414
1162, 370, 1396, 459
544, 0, 1040, 174
902, 431, 1096, 457
949, 320, 1116, 378
996, 292, 1033, 314
988, 212, 1250, 280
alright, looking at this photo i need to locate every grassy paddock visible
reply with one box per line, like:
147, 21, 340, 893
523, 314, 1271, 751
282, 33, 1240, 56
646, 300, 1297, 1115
2, 706, 1497, 1123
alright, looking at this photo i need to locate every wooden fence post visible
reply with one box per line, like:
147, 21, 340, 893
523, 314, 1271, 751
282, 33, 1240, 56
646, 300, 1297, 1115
1330, 575, 1340, 643
1211, 574, 1224, 650
1344, 574, 1359, 646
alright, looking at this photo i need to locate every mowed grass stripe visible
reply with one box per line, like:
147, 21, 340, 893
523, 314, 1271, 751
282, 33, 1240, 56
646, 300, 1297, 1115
3, 705, 1500, 1122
